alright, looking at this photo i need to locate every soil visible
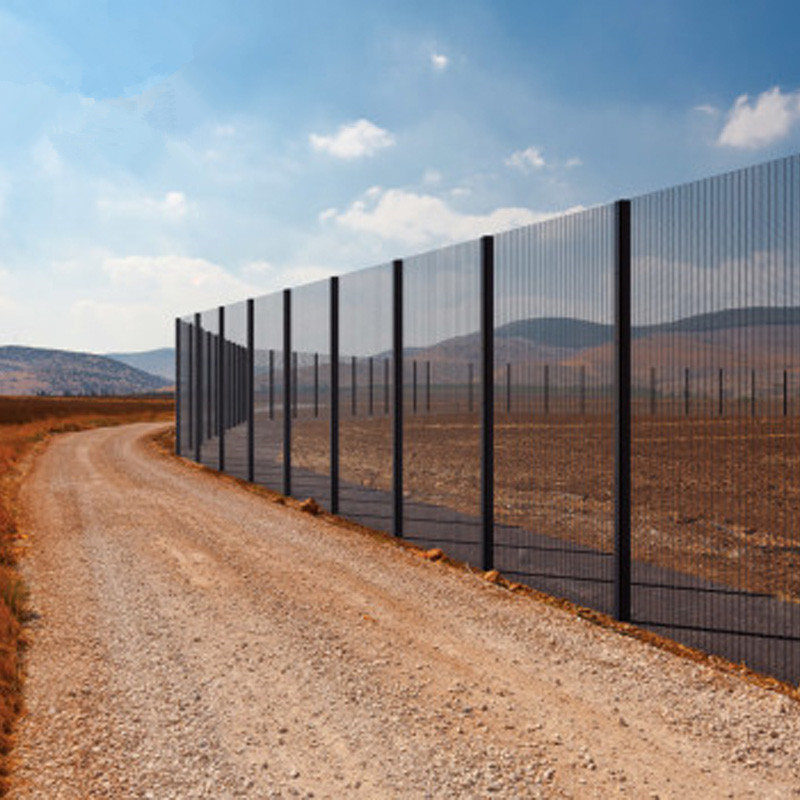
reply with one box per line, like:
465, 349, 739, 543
289, 410, 800, 601
11, 422, 800, 797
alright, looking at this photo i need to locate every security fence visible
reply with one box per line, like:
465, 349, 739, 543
177, 153, 800, 685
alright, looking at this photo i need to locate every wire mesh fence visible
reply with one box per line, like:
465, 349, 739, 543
176, 153, 800, 685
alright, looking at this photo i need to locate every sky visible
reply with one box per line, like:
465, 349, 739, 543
2, 0, 800, 352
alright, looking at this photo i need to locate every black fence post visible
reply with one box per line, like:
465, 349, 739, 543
650, 367, 656, 416
369, 357, 374, 416
784, 369, 788, 417
314, 353, 319, 418
393, 259, 404, 539
351, 356, 357, 416
330, 276, 339, 515
412, 360, 418, 414
506, 362, 511, 414
384, 358, 389, 415
283, 289, 292, 497
292, 352, 299, 419
268, 349, 275, 420
614, 199, 632, 622
206, 331, 213, 440
426, 361, 431, 413
718, 367, 724, 417
544, 364, 550, 414
580, 364, 587, 416
751, 368, 756, 418
481, 235, 495, 572
175, 318, 182, 456
194, 313, 203, 464
684, 368, 690, 416
247, 298, 255, 483
218, 306, 226, 472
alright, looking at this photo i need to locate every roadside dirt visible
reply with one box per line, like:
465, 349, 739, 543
11, 423, 800, 798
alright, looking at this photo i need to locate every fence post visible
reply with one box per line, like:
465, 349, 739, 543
718, 367, 724, 417
330, 276, 339, 515
684, 367, 690, 416
194, 313, 203, 464
218, 306, 226, 472
369, 357, 374, 416
784, 369, 788, 417
268, 349, 274, 420
247, 298, 255, 482
614, 199, 632, 622
351, 356, 357, 416
175, 318, 182, 456
426, 361, 431, 413
283, 289, 292, 497
393, 259, 404, 538
481, 235, 495, 572
187, 320, 194, 452
580, 364, 587, 416
650, 367, 656, 416
314, 353, 319, 418
544, 364, 550, 414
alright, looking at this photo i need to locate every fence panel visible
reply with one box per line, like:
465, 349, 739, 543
631, 154, 800, 682
253, 292, 284, 492
402, 241, 483, 563
177, 152, 800, 686
176, 317, 194, 456
338, 264, 394, 531
290, 279, 332, 507
197, 308, 219, 470
221, 300, 249, 480
494, 206, 616, 613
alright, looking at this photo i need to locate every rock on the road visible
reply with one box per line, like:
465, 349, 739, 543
11, 423, 800, 798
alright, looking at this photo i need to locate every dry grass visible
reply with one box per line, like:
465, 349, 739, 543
0, 395, 173, 794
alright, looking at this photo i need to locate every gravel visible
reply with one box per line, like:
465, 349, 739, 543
11, 423, 800, 798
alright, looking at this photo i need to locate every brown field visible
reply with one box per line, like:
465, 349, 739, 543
0, 395, 173, 793
291, 409, 800, 602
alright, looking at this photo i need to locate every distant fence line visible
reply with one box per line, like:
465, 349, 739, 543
177, 153, 800, 685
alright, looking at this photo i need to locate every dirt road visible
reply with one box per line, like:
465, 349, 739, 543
12, 424, 800, 798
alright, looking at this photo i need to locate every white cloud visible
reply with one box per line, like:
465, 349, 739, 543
97, 189, 190, 221
505, 146, 546, 172
325, 187, 581, 248
431, 53, 449, 70
694, 104, 719, 116
309, 119, 395, 159
422, 169, 442, 185
565, 157, 583, 168
717, 86, 800, 149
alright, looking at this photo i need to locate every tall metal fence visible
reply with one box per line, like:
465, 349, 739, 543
176, 154, 800, 685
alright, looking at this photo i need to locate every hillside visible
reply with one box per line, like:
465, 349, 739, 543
105, 348, 175, 381
0, 346, 171, 396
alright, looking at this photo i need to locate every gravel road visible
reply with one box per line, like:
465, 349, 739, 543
12, 423, 800, 798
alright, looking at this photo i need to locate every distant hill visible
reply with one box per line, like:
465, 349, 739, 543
105, 348, 175, 381
0, 346, 171, 396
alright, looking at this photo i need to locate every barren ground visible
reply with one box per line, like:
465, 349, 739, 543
11, 423, 800, 798
290, 411, 800, 600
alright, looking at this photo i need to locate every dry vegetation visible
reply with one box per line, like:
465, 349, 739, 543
0, 395, 172, 794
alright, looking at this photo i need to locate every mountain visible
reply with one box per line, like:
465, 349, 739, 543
0, 346, 171, 396
105, 348, 175, 381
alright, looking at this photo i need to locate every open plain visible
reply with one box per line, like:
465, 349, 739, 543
10, 422, 800, 797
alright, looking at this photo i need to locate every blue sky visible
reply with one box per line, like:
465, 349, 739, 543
2, 0, 800, 351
